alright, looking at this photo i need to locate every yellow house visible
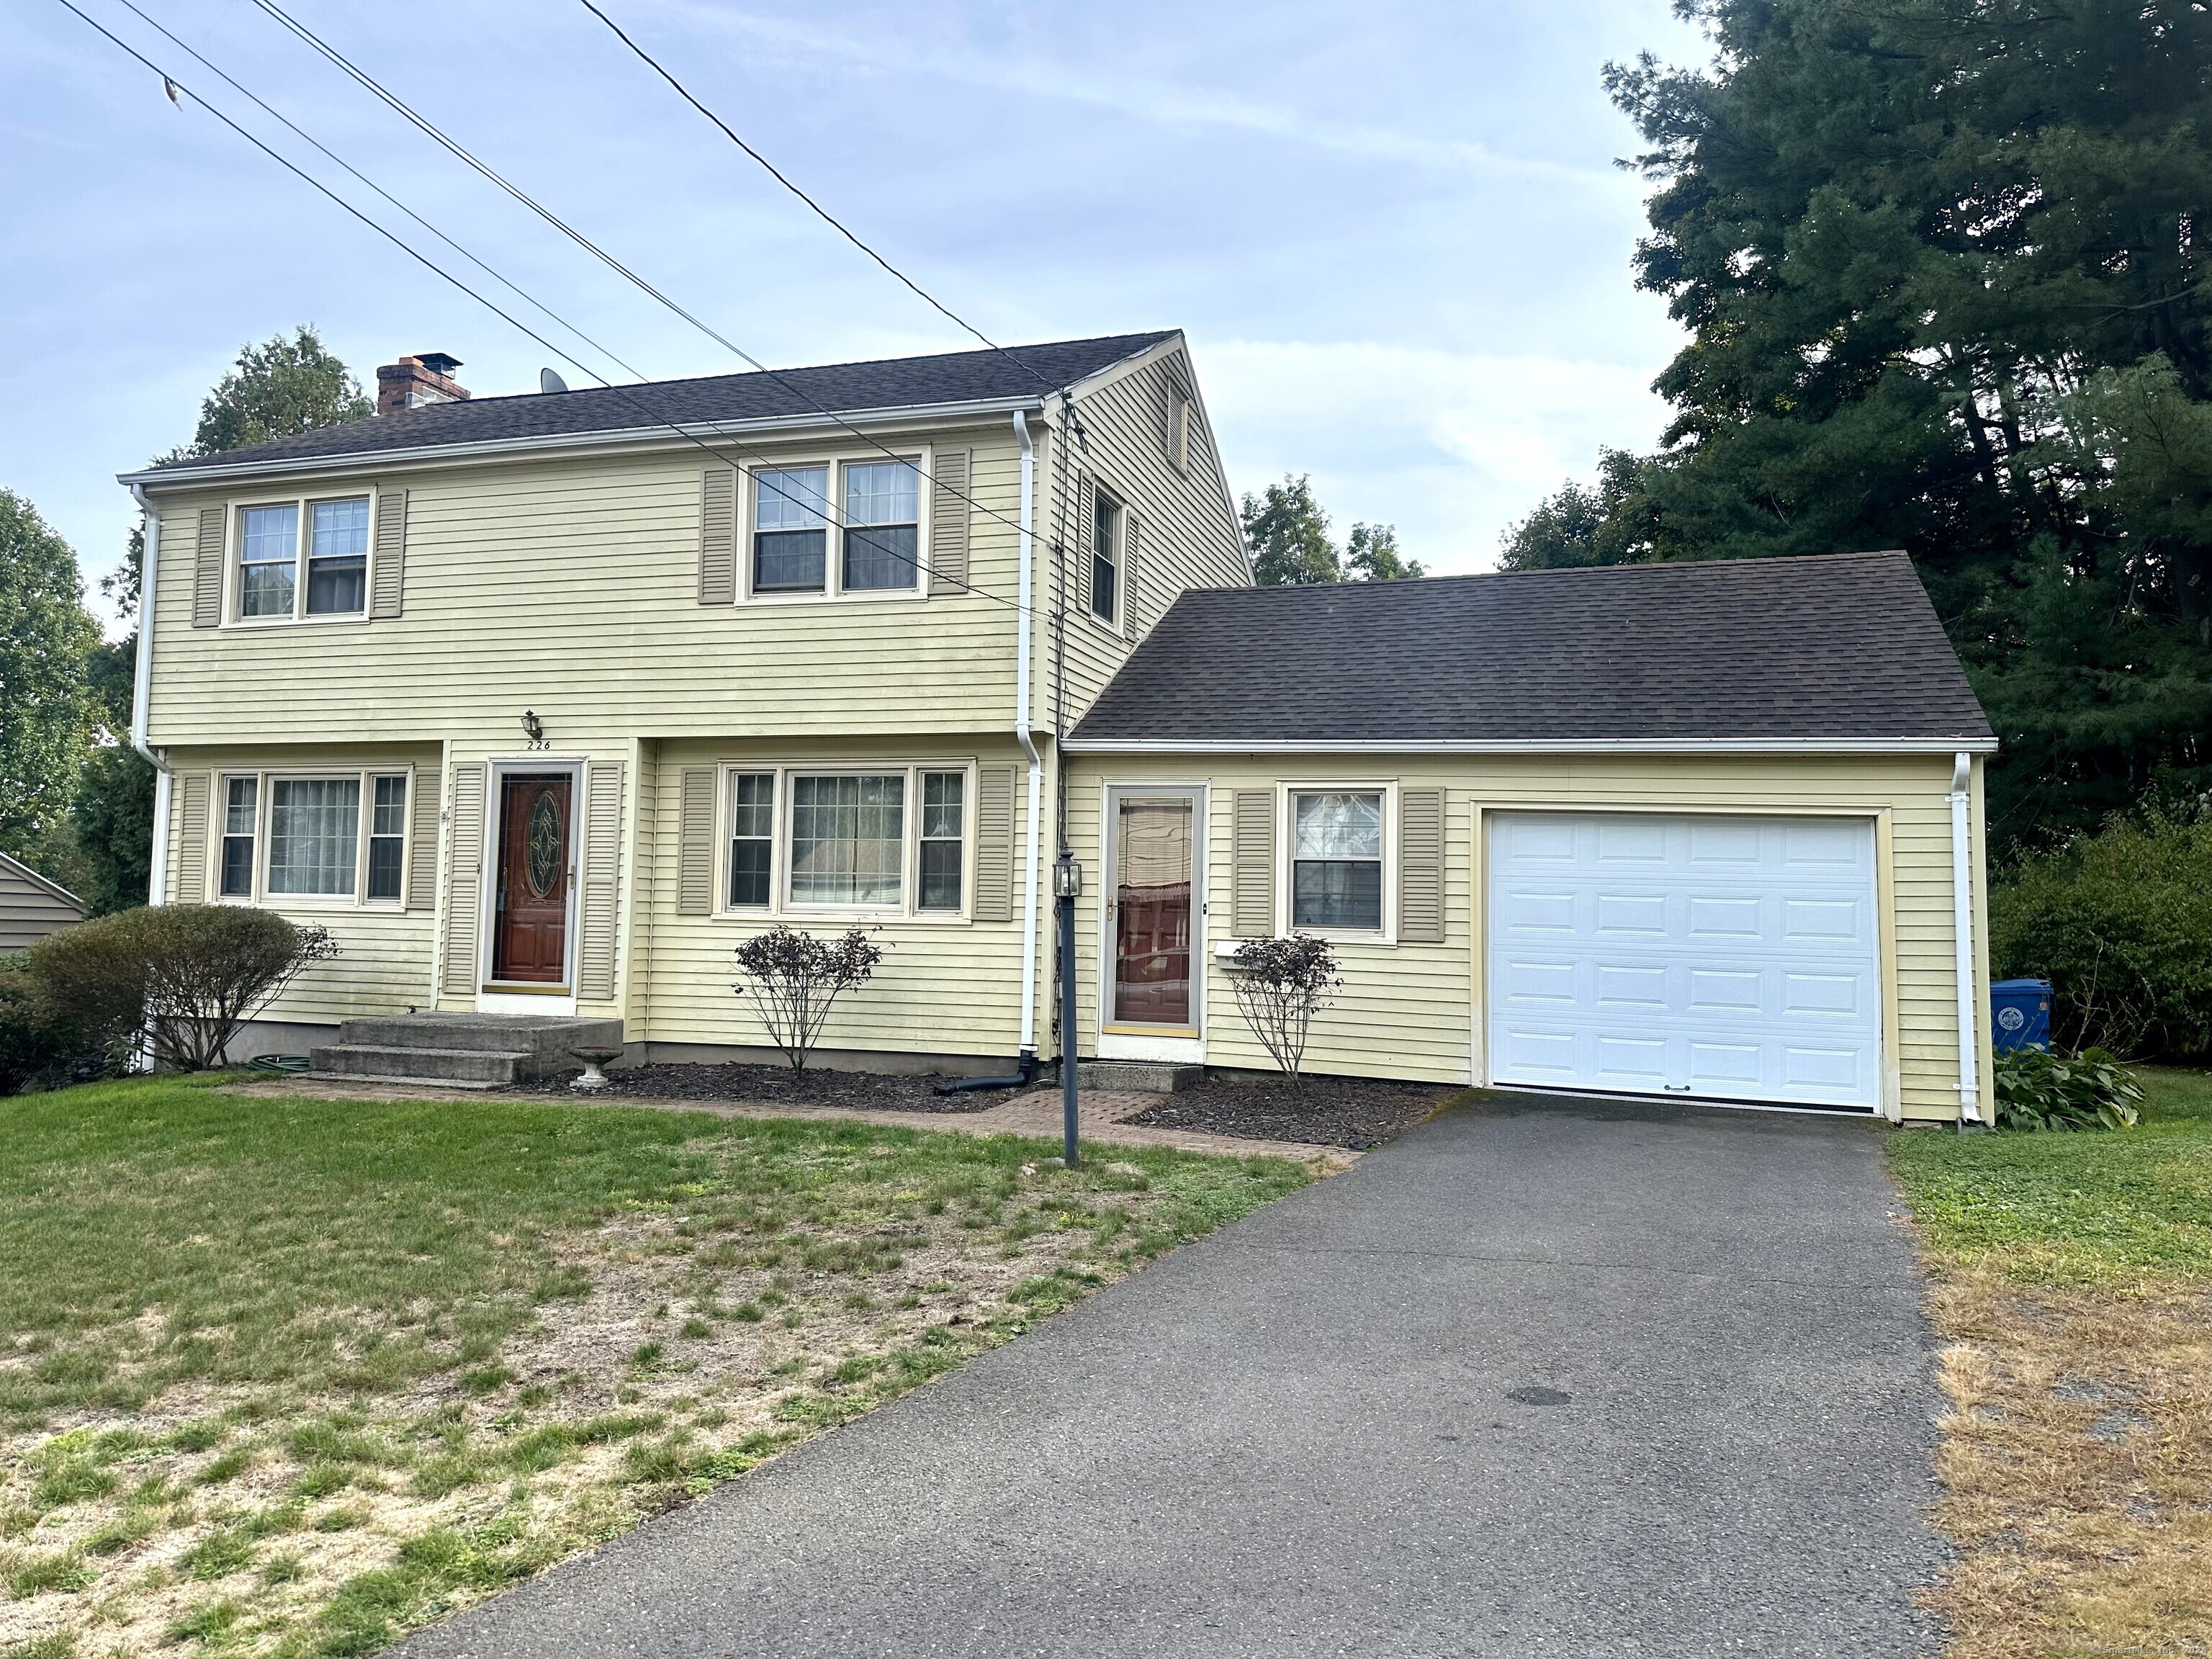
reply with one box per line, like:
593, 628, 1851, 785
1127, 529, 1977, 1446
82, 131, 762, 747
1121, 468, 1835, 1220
121, 333, 1996, 1124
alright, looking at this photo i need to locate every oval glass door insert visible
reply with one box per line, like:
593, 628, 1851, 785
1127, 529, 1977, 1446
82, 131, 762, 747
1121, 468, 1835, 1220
526, 791, 563, 896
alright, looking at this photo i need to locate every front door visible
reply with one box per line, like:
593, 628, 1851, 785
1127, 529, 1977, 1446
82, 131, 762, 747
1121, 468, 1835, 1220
492, 775, 572, 986
1110, 794, 1196, 1029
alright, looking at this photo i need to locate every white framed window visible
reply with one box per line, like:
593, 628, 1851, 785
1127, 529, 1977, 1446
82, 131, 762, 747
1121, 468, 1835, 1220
230, 493, 377, 624
1280, 785, 1393, 938
718, 762, 972, 920
1090, 488, 1120, 624
741, 451, 931, 603
211, 768, 410, 907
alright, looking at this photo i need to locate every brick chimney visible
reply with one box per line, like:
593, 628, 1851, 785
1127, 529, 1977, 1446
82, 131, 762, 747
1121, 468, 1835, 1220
376, 352, 470, 415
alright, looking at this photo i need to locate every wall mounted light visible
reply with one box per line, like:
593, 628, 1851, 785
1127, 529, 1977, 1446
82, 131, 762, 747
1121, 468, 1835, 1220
521, 710, 547, 750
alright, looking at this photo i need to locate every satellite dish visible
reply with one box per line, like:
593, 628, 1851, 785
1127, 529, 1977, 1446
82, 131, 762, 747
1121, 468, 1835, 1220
539, 367, 569, 395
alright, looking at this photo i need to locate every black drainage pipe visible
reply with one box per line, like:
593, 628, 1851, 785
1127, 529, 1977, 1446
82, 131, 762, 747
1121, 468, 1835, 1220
932, 1052, 1040, 1096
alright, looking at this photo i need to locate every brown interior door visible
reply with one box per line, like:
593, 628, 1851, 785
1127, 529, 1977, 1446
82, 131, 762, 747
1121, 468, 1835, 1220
492, 775, 572, 984
1112, 798, 1192, 1026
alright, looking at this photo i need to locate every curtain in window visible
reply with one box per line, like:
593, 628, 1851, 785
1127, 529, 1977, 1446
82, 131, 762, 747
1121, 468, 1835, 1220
240, 504, 297, 618
307, 499, 369, 615
842, 460, 919, 590
754, 467, 829, 591
1292, 791, 1382, 929
267, 778, 361, 895
790, 775, 904, 904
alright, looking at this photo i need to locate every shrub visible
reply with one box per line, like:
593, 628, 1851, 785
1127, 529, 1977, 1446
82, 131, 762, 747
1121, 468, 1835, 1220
0, 953, 102, 1095
731, 926, 883, 1074
24, 904, 338, 1071
1224, 934, 1341, 1089
1992, 1045, 2144, 1132
1990, 815, 2212, 1060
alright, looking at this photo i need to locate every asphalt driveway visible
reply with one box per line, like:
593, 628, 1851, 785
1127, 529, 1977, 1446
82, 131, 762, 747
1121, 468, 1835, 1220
397, 1092, 1948, 1658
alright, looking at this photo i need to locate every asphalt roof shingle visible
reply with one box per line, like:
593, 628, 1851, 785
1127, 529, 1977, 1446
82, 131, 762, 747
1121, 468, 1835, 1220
145, 331, 1174, 473
1068, 551, 1992, 745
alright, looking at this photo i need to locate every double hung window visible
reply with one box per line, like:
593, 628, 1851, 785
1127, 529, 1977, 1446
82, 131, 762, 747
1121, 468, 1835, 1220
235, 496, 372, 621
215, 770, 409, 905
1090, 491, 1120, 623
842, 461, 919, 591
1291, 791, 1384, 931
722, 765, 969, 916
752, 467, 830, 593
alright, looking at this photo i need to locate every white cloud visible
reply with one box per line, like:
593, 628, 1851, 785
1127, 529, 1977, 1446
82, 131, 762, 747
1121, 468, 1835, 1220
1195, 338, 1676, 574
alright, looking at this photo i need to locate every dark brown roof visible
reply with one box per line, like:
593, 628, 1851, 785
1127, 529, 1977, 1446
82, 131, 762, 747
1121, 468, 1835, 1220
141, 332, 1174, 474
1068, 551, 1992, 746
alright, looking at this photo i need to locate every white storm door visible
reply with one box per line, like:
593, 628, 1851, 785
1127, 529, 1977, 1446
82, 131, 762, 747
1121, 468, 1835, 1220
1486, 812, 1882, 1110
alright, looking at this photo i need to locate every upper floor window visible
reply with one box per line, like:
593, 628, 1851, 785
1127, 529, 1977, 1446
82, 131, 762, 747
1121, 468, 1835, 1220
753, 467, 830, 593
1091, 491, 1120, 624
235, 495, 371, 622
842, 461, 919, 591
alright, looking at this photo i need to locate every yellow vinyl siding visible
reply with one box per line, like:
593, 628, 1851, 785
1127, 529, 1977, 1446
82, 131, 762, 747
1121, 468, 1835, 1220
158, 744, 443, 1025
1065, 752, 1992, 1121
638, 736, 1039, 1063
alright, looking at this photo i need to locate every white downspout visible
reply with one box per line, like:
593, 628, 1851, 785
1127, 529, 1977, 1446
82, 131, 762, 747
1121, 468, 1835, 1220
1013, 410, 1044, 1061
1949, 752, 1981, 1124
130, 485, 170, 906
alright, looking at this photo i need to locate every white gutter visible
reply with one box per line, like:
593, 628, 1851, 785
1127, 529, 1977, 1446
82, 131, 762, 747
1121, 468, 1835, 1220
1949, 752, 1982, 1125
1012, 410, 1043, 1059
129, 484, 170, 907
118, 395, 1050, 490
1061, 737, 2002, 755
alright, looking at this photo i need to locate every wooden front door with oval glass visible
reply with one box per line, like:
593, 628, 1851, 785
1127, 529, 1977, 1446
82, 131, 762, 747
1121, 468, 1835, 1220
1108, 793, 1198, 1030
492, 774, 572, 986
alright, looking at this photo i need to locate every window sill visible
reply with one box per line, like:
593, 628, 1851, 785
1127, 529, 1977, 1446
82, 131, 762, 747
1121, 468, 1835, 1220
713, 908, 973, 927
218, 613, 372, 631
734, 588, 929, 607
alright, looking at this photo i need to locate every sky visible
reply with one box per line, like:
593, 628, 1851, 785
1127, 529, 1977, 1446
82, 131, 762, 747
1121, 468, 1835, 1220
3, 0, 1708, 629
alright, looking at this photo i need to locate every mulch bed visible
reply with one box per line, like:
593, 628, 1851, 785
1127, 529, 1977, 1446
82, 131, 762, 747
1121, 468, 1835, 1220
516, 1061, 1012, 1113
1123, 1075, 1457, 1150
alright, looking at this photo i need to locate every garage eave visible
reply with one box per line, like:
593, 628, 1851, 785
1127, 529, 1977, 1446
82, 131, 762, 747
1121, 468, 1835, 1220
1057, 737, 2002, 755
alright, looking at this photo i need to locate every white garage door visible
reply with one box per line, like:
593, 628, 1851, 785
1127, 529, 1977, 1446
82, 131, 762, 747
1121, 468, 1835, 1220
1486, 812, 1881, 1110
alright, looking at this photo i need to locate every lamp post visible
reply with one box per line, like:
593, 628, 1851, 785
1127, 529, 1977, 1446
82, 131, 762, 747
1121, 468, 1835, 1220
1053, 852, 1082, 1168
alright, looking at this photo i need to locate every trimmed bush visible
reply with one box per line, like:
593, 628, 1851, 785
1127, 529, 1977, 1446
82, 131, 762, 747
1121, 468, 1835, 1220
1990, 816, 2212, 1060
731, 926, 883, 1074
1991, 1046, 2144, 1133
24, 904, 338, 1071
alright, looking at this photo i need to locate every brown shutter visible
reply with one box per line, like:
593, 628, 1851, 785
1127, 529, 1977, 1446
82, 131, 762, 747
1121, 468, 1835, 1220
973, 765, 1015, 922
1398, 788, 1446, 943
192, 507, 225, 627
579, 760, 625, 1001
699, 468, 737, 603
405, 764, 441, 910
369, 487, 407, 619
1121, 513, 1140, 641
677, 767, 716, 915
929, 449, 970, 591
441, 765, 485, 996
1231, 789, 1275, 938
173, 772, 210, 902
1074, 472, 1094, 616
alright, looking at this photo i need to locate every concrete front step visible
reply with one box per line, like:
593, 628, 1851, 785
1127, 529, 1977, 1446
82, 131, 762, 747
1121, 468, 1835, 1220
1076, 1061, 1203, 1094
309, 1013, 625, 1087
307, 1043, 532, 1088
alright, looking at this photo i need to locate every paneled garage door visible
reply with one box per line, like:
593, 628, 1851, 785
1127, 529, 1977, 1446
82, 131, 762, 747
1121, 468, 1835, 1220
1486, 812, 1882, 1110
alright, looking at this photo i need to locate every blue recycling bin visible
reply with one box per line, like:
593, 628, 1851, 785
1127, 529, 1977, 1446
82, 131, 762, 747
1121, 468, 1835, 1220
1991, 978, 2053, 1053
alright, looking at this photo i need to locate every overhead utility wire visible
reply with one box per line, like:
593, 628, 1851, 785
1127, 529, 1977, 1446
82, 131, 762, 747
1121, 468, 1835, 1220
574, 0, 1062, 399
53, 0, 1029, 612
103, 0, 647, 387
240, 0, 1065, 548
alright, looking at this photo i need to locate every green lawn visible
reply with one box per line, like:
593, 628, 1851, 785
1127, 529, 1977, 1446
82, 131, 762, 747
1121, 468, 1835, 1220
0, 1076, 1310, 1658
1887, 1066, 2212, 1287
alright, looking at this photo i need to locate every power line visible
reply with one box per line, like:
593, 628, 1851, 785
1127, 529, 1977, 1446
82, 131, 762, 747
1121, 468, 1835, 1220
239, 0, 1066, 549
103, 0, 647, 387
53, 0, 1034, 611
575, 0, 1062, 399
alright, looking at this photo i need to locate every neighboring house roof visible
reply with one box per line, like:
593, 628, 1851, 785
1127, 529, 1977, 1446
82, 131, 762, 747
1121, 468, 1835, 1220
0, 851, 87, 953
130, 331, 1177, 479
1066, 550, 1995, 750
